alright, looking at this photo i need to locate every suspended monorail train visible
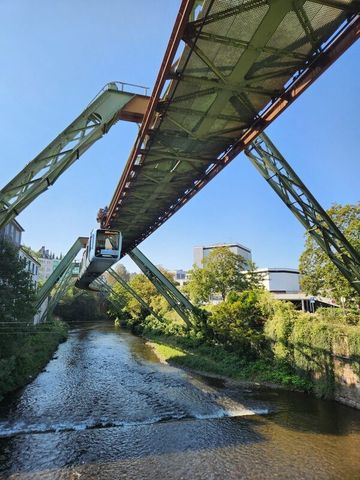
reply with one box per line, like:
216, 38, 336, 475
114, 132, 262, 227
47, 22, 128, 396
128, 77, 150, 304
75, 229, 122, 290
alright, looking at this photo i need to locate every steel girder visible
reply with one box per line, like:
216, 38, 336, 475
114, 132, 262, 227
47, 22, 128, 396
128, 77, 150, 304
35, 237, 88, 311
107, 268, 162, 321
128, 247, 195, 328
106, 0, 360, 258
245, 133, 360, 293
0, 83, 149, 230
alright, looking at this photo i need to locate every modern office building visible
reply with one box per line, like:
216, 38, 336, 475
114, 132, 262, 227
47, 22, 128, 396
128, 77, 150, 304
256, 268, 300, 293
169, 269, 191, 287
193, 243, 252, 268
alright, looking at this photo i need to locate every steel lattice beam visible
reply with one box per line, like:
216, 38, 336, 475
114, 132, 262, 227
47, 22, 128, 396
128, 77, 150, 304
128, 247, 195, 327
0, 83, 149, 230
95, 277, 127, 310
35, 237, 88, 311
108, 268, 162, 321
41, 262, 78, 322
245, 133, 360, 293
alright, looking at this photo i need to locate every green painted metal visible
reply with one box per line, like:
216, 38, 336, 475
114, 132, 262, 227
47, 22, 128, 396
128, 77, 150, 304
0, 83, 138, 230
108, 268, 162, 321
95, 277, 126, 310
128, 247, 194, 327
107, 0, 359, 257
41, 262, 78, 322
245, 132, 360, 293
35, 237, 88, 311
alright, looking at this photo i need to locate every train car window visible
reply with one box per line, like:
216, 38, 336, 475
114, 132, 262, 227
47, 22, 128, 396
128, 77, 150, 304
95, 230, 119, 256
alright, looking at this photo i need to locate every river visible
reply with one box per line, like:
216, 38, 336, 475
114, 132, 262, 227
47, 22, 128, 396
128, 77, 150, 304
0, 321, 359, 479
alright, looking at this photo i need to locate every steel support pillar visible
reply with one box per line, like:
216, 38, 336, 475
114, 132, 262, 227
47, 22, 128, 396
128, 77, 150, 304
245, 132, 360, 293
108, 268, 162, 321
0, 83, 149, 230
94, 277, 127, 311
41, 262, 77, 322
35, 237, 88, 311
128, 247, 195, 327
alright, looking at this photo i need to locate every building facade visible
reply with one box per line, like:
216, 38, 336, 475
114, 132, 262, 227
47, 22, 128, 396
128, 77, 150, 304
0, 219, 24, 247
256, 268, 300, 293
37, 246, 61, 282
193, 243, 252, 268
169, 269, 191, 287
18, 247, 41, 290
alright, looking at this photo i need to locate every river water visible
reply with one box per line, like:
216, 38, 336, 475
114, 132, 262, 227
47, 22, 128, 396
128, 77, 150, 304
0, 321, 359, 479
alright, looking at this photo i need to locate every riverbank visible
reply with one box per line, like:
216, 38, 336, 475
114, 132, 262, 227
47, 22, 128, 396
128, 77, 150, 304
144, 331, 312, 392
0, 319, 68, 401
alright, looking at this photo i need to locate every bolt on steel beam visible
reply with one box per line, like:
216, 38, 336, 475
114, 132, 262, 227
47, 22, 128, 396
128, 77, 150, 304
245, 132, 360, 293
128, 247, 195, 327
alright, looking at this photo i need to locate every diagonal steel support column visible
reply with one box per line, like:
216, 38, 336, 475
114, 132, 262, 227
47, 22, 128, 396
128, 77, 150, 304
97, 287, 121, 311
128, 247, 195, 327
94, 277, 126, 311
35, 237, 88, 311
245, 132, 360, 293
108, 268, 162, 321
41, 262, 77, 322
0, 83, 149, 230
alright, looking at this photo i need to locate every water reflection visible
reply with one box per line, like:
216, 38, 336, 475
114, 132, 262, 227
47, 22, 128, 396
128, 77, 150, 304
0, 321, 359, 479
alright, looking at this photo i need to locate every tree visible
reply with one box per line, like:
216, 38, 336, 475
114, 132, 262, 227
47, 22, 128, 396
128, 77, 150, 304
105, 263, 130, 286
0, 239, 36, 322
299, 202, 360, 306
185, 247, 263, 304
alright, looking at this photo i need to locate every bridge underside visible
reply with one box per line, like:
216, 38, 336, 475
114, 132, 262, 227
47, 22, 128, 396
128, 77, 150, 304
105, 0, 359, 255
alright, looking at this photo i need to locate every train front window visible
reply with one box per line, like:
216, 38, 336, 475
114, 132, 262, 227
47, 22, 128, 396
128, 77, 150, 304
95, 230, 119, 257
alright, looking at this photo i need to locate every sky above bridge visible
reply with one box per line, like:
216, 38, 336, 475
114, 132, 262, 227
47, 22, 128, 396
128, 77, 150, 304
1, 1, 359, 272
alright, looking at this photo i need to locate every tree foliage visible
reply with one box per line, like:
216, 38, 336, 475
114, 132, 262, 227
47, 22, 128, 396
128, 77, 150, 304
108, 269, 176, 324
299, 202, 360, 306
185, 247, 263, 303
54, 288, 106, 322
0, 238, 36, 322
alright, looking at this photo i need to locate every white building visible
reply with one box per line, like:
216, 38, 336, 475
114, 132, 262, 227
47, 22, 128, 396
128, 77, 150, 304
38, 246, 61, 282
194, 243, 252, 268
256, 268, 300, 293
169, 269, 191, 287
18, 248, 41, 290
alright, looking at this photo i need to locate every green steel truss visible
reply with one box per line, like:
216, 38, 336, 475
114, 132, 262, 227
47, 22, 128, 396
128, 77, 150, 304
107, 268, 162, 321
245, 133, 360, 293
107, 0, 360, 255
35, 237, 87, 311
0, 83, 138, 230
41, 262, 78, 322
128, 247, 195, 327
94, 277, 126, 311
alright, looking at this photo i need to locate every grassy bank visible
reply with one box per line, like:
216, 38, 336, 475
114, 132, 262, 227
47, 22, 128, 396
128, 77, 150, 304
144, 330, 312, 391
0, 320, 68, 401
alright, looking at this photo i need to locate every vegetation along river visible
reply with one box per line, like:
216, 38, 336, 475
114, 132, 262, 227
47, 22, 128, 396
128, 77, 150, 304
0, 320, 359, 479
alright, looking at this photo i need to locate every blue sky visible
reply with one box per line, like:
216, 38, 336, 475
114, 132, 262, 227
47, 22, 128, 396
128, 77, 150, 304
1, 1, 359, 273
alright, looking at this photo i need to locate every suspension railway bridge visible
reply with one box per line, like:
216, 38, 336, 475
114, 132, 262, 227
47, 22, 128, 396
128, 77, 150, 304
1, 0, 359, 325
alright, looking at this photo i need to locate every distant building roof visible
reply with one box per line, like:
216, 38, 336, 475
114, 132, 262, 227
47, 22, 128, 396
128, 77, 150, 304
195, 242, 252, 254
19, 247, 41, 266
